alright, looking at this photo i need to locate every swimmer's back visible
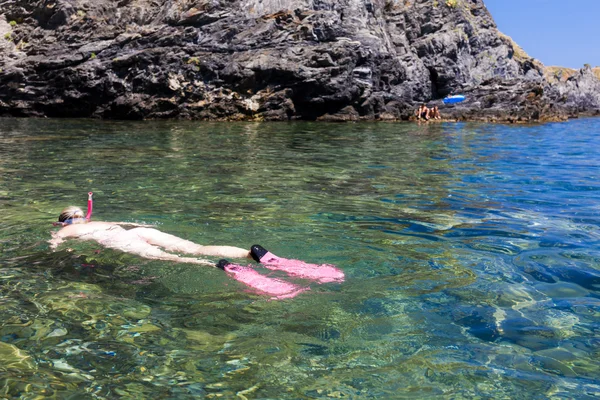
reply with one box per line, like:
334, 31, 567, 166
58, 221, 125, 237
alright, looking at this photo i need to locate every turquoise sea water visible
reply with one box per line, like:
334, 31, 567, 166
1, 118, 599, 398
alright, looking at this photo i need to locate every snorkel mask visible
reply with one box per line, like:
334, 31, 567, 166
61, 217, 88, 225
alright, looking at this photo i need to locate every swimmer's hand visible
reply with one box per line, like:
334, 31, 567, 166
49, 232, 63, 250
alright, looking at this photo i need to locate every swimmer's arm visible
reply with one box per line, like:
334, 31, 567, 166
49, 229, 83, 250
49, 231, 66, 250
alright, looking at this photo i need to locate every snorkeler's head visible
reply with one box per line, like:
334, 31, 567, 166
58, 206, 85, 223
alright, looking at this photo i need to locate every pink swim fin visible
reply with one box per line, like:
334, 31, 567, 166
250, 245, 345, 284
217, 260, 308, 299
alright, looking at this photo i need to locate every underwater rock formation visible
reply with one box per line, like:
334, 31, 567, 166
0, 0, 598, 122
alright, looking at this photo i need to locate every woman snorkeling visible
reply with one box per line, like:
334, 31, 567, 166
50, 193, 344, 297
51, 200, 251, 265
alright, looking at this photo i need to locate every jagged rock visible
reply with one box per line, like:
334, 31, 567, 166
551, 66, 600, 115
0, 0, 598, 121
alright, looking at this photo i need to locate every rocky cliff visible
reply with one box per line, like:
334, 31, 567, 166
1, 0, 599, 121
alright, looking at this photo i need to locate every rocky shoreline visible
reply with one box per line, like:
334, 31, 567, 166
1, 0, 599, 122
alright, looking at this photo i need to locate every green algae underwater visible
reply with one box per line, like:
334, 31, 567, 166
1, 118, 599, 399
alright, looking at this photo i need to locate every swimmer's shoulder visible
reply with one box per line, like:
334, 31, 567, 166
59, 221, 118, 234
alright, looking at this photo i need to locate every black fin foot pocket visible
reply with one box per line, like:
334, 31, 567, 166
216, 259, 231, 270
250, 245, 269, 263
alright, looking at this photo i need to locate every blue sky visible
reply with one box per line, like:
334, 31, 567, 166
484, 0, 599, 69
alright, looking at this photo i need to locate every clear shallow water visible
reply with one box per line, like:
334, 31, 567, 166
1, 118, 599, 398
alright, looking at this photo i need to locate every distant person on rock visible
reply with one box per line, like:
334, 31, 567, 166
431, 106, 441, 120
415, 104, 430, 121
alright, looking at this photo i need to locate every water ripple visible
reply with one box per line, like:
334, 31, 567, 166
1, 118, 600, 397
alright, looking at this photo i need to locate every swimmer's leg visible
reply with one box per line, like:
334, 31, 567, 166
106, 237, 214, 266
129, 228, 251, 259
144, 247, 214, 266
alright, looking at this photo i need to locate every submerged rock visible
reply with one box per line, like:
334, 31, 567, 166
0, 341, 35, 371
0, 0, 598, 122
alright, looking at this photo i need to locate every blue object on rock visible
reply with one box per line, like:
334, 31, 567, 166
443, 95, 466, 104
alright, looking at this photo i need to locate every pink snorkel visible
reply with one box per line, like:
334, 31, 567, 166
85, 192, 93, 221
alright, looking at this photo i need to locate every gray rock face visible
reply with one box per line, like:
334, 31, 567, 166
0, 0, 598, 121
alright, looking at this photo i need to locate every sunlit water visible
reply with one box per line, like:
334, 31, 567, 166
1, 118, 599, 398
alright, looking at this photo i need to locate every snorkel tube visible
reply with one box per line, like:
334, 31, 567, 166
86, 192, 93, 221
